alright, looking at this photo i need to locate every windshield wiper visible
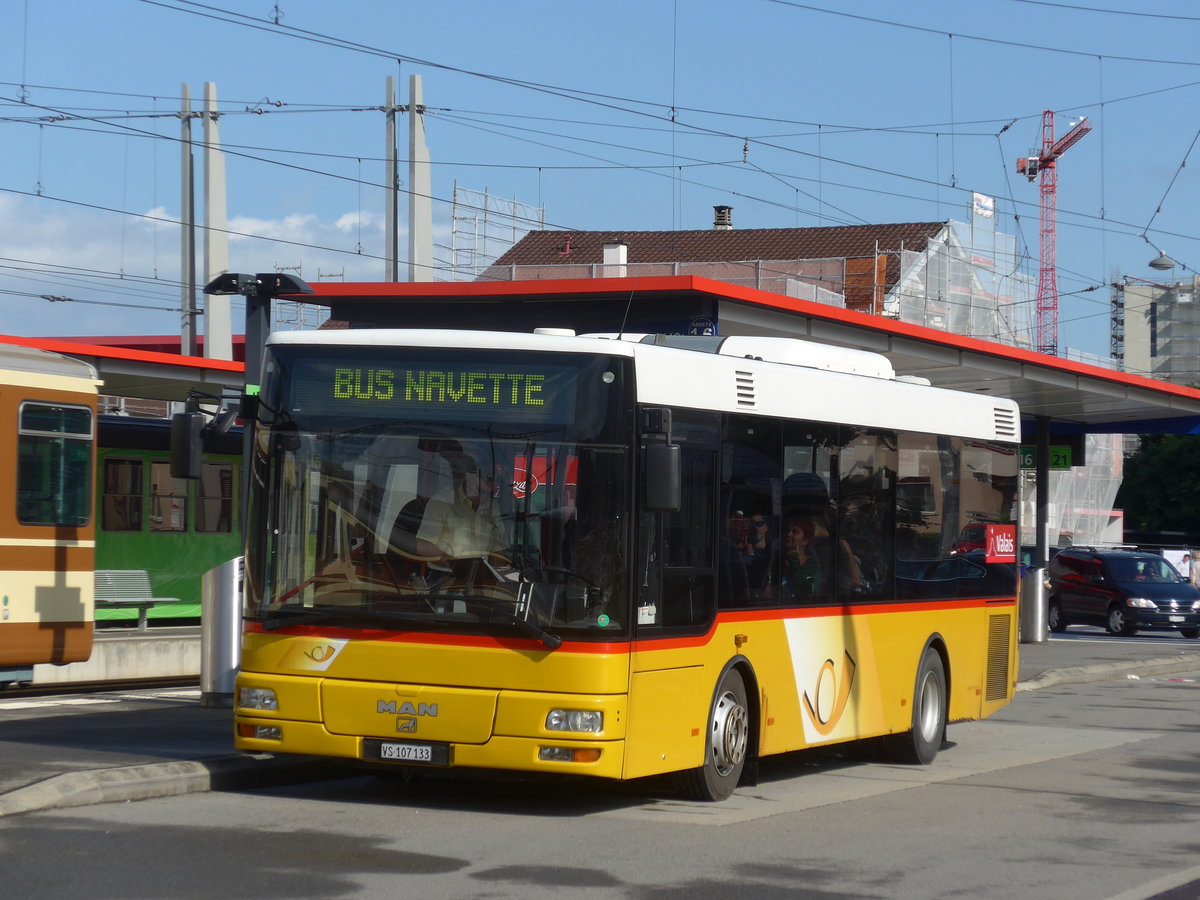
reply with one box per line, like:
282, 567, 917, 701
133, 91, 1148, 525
470, 600, 562, 649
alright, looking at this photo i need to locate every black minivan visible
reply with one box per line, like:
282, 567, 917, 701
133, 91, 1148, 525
1048, 547, 1200, 638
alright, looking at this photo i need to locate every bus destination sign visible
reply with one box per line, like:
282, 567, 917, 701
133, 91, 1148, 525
288, 359, 578, 424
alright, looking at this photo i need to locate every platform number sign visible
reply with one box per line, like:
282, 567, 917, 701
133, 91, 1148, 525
1019, 445, 1073, 470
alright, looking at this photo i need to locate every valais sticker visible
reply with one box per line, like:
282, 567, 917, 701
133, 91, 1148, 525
985, 524, 1017, 563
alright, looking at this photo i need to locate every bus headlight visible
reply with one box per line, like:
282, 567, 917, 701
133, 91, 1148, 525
545, 708, 603, 733
238, 687, 279, 711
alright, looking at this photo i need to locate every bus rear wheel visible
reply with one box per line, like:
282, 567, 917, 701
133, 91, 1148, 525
677, 668, 749, 802
886, 647, 946, 765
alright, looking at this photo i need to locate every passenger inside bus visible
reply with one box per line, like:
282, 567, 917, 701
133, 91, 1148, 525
781, 473, 864, 600
415, 452, 509, 568
384, 437, 463, 561
781, 519, 825, 598
744, 514, 776, 597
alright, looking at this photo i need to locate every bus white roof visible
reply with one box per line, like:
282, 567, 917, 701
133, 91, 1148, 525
267, 329, 1018, 441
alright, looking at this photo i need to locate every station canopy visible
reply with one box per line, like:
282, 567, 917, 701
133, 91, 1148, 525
305, 276, 1200, 437
11, 275, 1200, 434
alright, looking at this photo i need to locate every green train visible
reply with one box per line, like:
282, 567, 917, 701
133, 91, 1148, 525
95, 415, 242, 625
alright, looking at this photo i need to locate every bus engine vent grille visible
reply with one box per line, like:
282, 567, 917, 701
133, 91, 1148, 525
993, 406, 1018, 438
735, 371, 756, 407
985, 614, 1011, 701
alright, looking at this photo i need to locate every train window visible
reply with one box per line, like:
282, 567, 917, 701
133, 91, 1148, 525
17, 402, 92, 526
149, 460, 187, 532
195, 463, 235, 533
102, 458, 143, 531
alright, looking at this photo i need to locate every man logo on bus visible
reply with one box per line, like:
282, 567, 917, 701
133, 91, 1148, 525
801, 651, 857, 737
377, 699, 438, 733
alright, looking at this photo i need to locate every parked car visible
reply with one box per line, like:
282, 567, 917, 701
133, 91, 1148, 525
950, 524, 987, 554
1047, 547, 1200, 638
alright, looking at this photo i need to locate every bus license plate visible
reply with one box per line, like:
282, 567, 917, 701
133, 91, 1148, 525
379, 742, 432, 762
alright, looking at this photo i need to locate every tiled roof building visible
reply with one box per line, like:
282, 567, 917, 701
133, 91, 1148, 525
482, 220, 948, 318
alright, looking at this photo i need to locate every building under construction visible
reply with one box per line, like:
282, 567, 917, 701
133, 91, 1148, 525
482, 207, 1036, 350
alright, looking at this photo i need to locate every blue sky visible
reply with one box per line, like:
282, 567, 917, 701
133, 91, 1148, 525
2, 0, 1198, 358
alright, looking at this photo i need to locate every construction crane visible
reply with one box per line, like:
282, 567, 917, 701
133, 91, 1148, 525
1016, 110, 1092, 356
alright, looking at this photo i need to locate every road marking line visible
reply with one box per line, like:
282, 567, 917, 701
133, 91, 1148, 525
0, 697, 119, 711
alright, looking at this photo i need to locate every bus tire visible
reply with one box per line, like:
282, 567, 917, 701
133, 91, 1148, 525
887, 647, 946, 765
678, 667, 749, 802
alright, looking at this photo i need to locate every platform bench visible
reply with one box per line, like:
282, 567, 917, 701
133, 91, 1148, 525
94, 569, 181, 631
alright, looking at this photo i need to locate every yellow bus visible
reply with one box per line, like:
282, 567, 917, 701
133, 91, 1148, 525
0, 340, 99, 686
233, 329, 1020, 800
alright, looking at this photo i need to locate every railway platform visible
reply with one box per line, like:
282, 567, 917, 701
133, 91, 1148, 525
30, 626, 201, 687
1, 632, 1198, 818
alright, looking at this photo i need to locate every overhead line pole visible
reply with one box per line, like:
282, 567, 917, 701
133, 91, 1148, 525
180, 84, 199, 356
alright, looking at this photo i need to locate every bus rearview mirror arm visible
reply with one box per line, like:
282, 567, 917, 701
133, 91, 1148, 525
641, 408, 681, 512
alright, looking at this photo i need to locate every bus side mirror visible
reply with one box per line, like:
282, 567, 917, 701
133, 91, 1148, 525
644, 442, 681, 512
170, 412, 204, 479
238, 394, 259, 423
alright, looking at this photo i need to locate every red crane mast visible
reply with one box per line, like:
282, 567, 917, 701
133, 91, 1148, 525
1016, 110, 1092, 356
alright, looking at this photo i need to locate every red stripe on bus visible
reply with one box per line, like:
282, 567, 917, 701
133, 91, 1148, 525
245, 593, 1015, 652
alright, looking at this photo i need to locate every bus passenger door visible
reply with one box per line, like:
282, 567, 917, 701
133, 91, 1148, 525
626, 412, 718, 780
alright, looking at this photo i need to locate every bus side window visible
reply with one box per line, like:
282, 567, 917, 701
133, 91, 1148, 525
660, 445, 716, 627
639, 413, 718, 632
719, 414, 782, 609
837, 427, 896, 600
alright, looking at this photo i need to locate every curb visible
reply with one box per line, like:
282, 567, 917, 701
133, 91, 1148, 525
1016, 654, 1200, 692
0, 754, 350, 819
5, 655, 1198, 818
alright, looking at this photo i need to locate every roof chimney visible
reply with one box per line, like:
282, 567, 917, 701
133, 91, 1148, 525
713, 205, 733, 230
601, 240, 627, 278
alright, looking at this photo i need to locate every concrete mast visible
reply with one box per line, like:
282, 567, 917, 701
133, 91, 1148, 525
202, 82, 232, 360
407, 74, 433, 282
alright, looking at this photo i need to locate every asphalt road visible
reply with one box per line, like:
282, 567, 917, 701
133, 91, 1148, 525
1, 629, 1197, 818
3, 647, 1199, 900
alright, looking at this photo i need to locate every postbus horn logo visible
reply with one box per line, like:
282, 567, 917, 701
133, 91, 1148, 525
802, 650, 857, 737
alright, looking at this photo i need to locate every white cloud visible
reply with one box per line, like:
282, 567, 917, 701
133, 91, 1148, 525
0, 194, 394, 338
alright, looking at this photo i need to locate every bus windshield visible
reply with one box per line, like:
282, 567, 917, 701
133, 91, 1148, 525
245, 345, 632, 642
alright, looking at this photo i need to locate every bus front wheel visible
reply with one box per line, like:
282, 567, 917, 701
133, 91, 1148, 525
678, 668, 749, 802
886, 647, 946, 765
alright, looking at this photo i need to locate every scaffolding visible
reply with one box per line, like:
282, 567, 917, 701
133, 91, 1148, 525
442, 184, 545, 281
270, 262, 331, 331
1020, 434, 1125, 548
887, 218, 1035, 349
